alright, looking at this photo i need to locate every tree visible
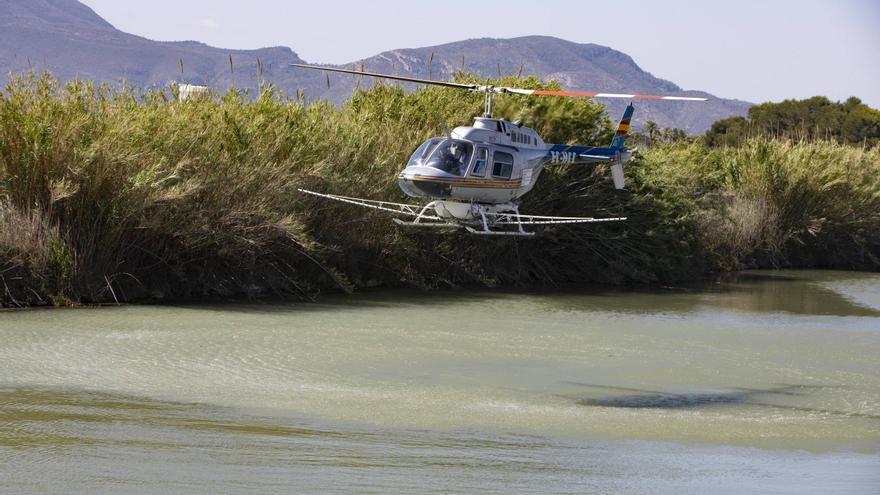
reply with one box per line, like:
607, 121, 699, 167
645, 120, 658, 144
705, 96, 880, 147
705, 116, 749, 147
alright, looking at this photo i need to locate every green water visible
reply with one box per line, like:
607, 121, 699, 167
1, 270, 878, 493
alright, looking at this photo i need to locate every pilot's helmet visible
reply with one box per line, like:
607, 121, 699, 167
449, 143, 460, 156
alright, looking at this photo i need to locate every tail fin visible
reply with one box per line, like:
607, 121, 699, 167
609, 104, 634, 189
610, 103, 635, 149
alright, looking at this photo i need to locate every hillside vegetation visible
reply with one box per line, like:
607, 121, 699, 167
1, 74, 878, 306
705, 96, 880, 147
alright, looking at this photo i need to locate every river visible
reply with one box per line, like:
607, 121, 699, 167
1, 270, 878, 493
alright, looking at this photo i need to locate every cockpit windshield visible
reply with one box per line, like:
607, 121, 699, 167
411, 139, 473, 176
406, 138, 442, 168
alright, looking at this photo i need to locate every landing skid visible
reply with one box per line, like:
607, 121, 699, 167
392, 214, 535, 236
465, 226, 535, 237
467, 202, 535, 236
297, 189, 625, 237
392, 218, 458, 229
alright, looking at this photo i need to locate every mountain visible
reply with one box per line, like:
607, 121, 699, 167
0, 0, 306, 94
330, 37, 750, 133
0, 0, 750, 133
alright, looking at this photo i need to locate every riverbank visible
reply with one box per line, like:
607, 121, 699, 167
2, 270, 878, 493
1, 74, 878, 307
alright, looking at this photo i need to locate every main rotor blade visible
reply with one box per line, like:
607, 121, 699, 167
510, 88, 707, 101
292, 63, 708, 101
291, 63, 478, 91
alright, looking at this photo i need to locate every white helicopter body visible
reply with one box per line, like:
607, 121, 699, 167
292, 64, 703, 236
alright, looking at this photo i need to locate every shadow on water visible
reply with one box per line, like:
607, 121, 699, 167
570, 382, 880, 420
16, 270, 874, 320
712, 272, 880, 317
161, 287, 514, 316
158, 270, 879, 320
532, 271, 880, 318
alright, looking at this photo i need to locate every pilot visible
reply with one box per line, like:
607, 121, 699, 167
447, 143, 467, 176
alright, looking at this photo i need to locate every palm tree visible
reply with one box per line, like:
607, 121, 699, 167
645, 120, 658, 144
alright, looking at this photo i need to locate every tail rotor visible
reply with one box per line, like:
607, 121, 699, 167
610, 104, 635, 190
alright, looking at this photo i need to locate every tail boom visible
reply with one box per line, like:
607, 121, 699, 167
544, 104, 636, 189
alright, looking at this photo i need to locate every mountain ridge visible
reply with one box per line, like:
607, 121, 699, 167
0, 0, 750, 132
336, 35, 743, 132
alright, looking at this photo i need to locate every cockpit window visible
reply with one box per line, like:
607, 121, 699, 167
406, 138, 442, 167
423, 139, 473, 176
471, 147, 488, 177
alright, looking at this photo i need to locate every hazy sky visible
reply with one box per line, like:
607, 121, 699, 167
80, 0, 880, 106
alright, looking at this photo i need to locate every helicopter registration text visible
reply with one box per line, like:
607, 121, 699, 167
549, 150, 577, 165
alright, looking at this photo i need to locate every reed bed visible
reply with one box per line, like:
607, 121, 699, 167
1, 73, 877, 306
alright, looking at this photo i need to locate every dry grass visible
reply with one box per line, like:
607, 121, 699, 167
639, 139, 880, 269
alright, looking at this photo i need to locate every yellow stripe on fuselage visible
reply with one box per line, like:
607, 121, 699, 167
405, 175, 522, 189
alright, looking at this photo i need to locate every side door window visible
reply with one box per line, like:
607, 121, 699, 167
492, 151, 514, 179
471, 147, 488, 177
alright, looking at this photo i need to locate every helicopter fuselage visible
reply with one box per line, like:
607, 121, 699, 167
397, 117, 629, 211
288, 63, 702, 235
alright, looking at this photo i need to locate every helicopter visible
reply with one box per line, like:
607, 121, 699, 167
292, 63, 706, 236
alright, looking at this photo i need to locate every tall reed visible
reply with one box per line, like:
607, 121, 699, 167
1, 73, 877, 306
